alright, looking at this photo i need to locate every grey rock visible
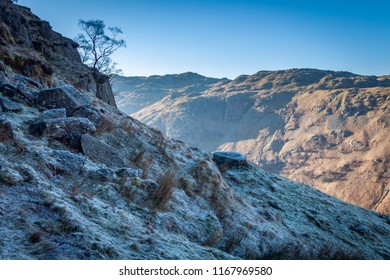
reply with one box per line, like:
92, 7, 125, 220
37, 85, 91, 114
0, 96, 23, 112
0, 117, 14, 142
0, 155, 5, 169
88, 168, 117, 181
81, 134, 125, 168
40, 108, 66, 119
212, 151, 248, 168
70, 106, 102, 125
351, 225, 371, 236
30, 117, 96, 138
15, 74, 42, 88
0, 83, 37, 106
95, 74, 117, 108
116, 167, 143, 178
52, 150, 85, 174
0, 167, 24, 185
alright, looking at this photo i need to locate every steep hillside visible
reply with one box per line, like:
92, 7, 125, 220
1, 0, 389, 260
116, 69, 390, 214
0, 0, 116, 107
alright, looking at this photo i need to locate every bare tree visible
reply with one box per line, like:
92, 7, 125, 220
75, 19, 126, 76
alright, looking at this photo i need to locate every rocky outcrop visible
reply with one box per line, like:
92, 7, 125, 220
31, 117, 96, 138
80, 134, 125, 168
40, 108, 66, 119
116, 69, 390, 214
0, 0, 117, 108
37, 85, 91, 114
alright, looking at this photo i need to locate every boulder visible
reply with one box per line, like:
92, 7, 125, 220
0, 166, 24, 185
0, 96, 23, 112
70, 106, 102, 125
40, 108, 66, 119
306, 134, 327, 148
94, 73, 117, 108
51, 150, 85, 175
81, 134, 125, 168
37, 85, 91, 114
116, 167, 143, 178
0, 117, 14, 142
30, 117, 96, 138
88, 168, 117, 182
0, 83, 37, 106
212, 151, 248, 168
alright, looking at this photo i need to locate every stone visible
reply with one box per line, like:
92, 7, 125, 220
40, 108, 66, 119
70, 106, 102, 125
37, 85, 91, 114
88, 168, 117, 181
0, 167, 24, 185
81, 134, 125, 168
351, 225, 371, 236
0, 117, 14, 142
15, 74, 42, 88
116, 167, 143, 178
0, 96, 23, 112
306, 134, 327, 147
329, 130, 353, 139
29, 117, 96, 138
51, 150, 85, 174
212, 151, 248, 168
0, 83, 37, 106
94, 73, 117, 108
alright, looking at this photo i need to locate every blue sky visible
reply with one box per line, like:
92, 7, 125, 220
18, 0, 390, 78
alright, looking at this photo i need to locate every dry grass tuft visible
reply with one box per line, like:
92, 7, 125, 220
151, 171, 177, 211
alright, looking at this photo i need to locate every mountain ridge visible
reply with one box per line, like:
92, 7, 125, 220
114, 68, 390, 214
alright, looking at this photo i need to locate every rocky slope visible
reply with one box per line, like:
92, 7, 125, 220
1, 0, 390, 260
0, 0, 116, 107
116, 69, 390, 214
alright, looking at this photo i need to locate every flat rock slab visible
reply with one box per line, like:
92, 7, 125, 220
212, 151, 248, 168
30, 117, 96, 138
51, 150, 85, 174
37, 85, 91, 114
81, 134, 125, 168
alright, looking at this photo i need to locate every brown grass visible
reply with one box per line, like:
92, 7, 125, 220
151, 171, 177, 211
95, 115, 115, 135
0, 22, 15, 45
134, 150, 153, 179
